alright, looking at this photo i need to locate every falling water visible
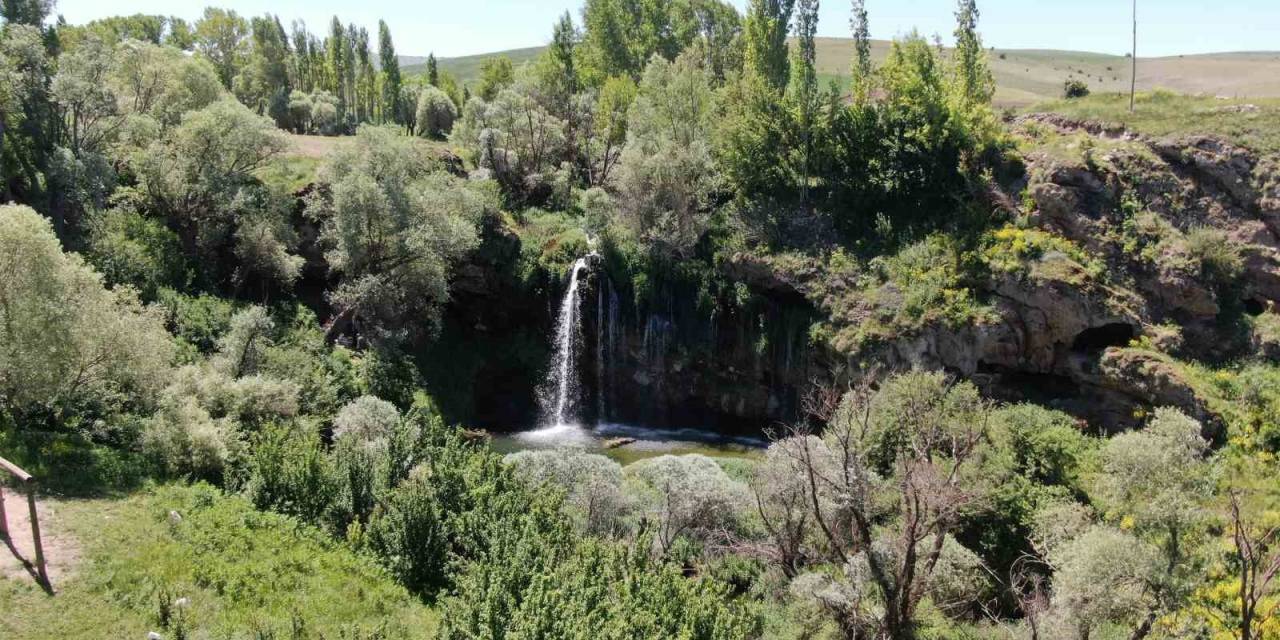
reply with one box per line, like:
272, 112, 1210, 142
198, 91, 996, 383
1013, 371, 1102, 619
542, 257, 589, 426
596, 279, 605, 422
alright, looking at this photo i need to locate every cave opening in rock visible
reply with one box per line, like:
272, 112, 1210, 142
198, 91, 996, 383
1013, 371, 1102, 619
1243, 298, 1265, 316
1071, 323, 1136, 353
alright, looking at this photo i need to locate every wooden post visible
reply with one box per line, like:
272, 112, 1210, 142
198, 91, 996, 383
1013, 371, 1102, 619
0, 482, 8, 539
0, 455, 48, 590
26, 481, 47, 588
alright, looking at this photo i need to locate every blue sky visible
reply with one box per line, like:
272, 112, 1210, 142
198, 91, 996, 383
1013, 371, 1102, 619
51, 0, 1280, 58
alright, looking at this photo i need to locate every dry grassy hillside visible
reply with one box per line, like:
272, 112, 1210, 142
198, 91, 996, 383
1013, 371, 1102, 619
414, 37, 1280, 108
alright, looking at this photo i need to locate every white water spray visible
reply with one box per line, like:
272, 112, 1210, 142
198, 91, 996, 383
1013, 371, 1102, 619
542, 257, 589, 426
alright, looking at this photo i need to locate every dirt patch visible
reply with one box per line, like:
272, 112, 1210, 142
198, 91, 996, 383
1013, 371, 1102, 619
1, 488, 82, 590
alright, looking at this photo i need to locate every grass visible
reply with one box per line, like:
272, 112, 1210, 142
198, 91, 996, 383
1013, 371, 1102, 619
1030, 91, 1280, 154
258, 155, 322, 194
418, 37, 1280, 108
1, 484, 436, 640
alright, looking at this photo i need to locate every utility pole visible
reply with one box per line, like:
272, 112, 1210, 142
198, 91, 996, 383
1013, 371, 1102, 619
1130, 0, 1137, 112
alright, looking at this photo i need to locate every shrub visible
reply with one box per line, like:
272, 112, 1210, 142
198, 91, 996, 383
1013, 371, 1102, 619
1185, 225, 1244, 290
84, 207, 190, 298
1063, 79, 1090, 99
158, 290, 236, 354
246, 421, 336, 521
623, 454, 749, 553
442, 532, 760, 639
415, 85, 457, 139
142, 396, 238, 482
505, 448, 630, 535
366, 471, 448, 597
332, 395, 402, 444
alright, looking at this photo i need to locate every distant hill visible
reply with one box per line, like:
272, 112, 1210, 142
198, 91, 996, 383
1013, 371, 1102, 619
402, 46, 544, 86
405, 37, 1280, 107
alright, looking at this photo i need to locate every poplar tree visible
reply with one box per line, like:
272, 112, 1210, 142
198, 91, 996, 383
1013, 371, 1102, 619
426, 52, 438, 87
952, 0, 993, 106
789, 0, 820, 204
378, 20, 401, 124
326, 17, 347, 119
743, 0, 796, 92
849, 0, 872, 102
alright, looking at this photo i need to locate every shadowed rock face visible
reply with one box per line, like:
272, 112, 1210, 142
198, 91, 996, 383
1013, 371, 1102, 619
430, 116, 1278, 435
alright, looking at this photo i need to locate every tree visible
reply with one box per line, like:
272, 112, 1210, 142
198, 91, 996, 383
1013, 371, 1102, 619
0, 205, 173, 423
1130, 0, 1137, 112
1087, 408, 1212, 638
788, 0, 820, 204
311, 125, 488, 340
426, 52, 438, 87
952, 0, 994, 107
50, 35, 118, 155
742, 0, 796, 92
234, 14, 292, 127
377, 20, 401, 124
415, 85, 457, 139
764, 372, 990, 638
1225, 489, 1280, 640
0, 0, 50, 26
582, 74, 635, 185
131, 98, 295, 293
213, 305, 276, 377
193, 7, 249, 90
623, 454, 748, 553
111, 39, 223, 127
849, 0, 872, 102
477, 56, 514, 102
616, 52, 717, 258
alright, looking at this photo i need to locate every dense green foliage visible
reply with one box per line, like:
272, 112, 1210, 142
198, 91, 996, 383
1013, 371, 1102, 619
4, 2, 1280, 639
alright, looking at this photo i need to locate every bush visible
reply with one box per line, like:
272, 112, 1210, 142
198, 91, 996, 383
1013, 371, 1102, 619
442, 533, 760, 639
142, 396, 238, 482
366, 471, 448, 597
415, 86, 457, 139
505, 448, 630, 535
330, 435, 385, 529
623, 454, 749, 553
1063, 79, 1090, 99
246, 421, 336, 521
84, 207, 190, 298
1185, 225, 1244, 290
158, 290, 237, 354
332, 395, 402, 444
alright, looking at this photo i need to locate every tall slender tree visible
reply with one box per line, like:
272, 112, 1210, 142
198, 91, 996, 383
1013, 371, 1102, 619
426, 52, 438, 87
377, 20, 401, 124
952, 0, 993, 106
849, 0, 871, 102
743, 0, 796, 92
326, 17, 347, 119
789, 0, 820, 204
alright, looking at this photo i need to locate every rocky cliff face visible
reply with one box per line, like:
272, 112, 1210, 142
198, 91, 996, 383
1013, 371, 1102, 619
435, 116, 1279, 435
841, 117, 1280, 434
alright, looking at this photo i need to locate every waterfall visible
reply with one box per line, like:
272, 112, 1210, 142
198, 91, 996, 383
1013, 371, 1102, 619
542, 257, 589, 427
596, 279, 605, 423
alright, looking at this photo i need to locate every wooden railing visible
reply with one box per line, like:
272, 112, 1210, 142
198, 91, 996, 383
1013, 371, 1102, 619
0, 455, 49, 589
